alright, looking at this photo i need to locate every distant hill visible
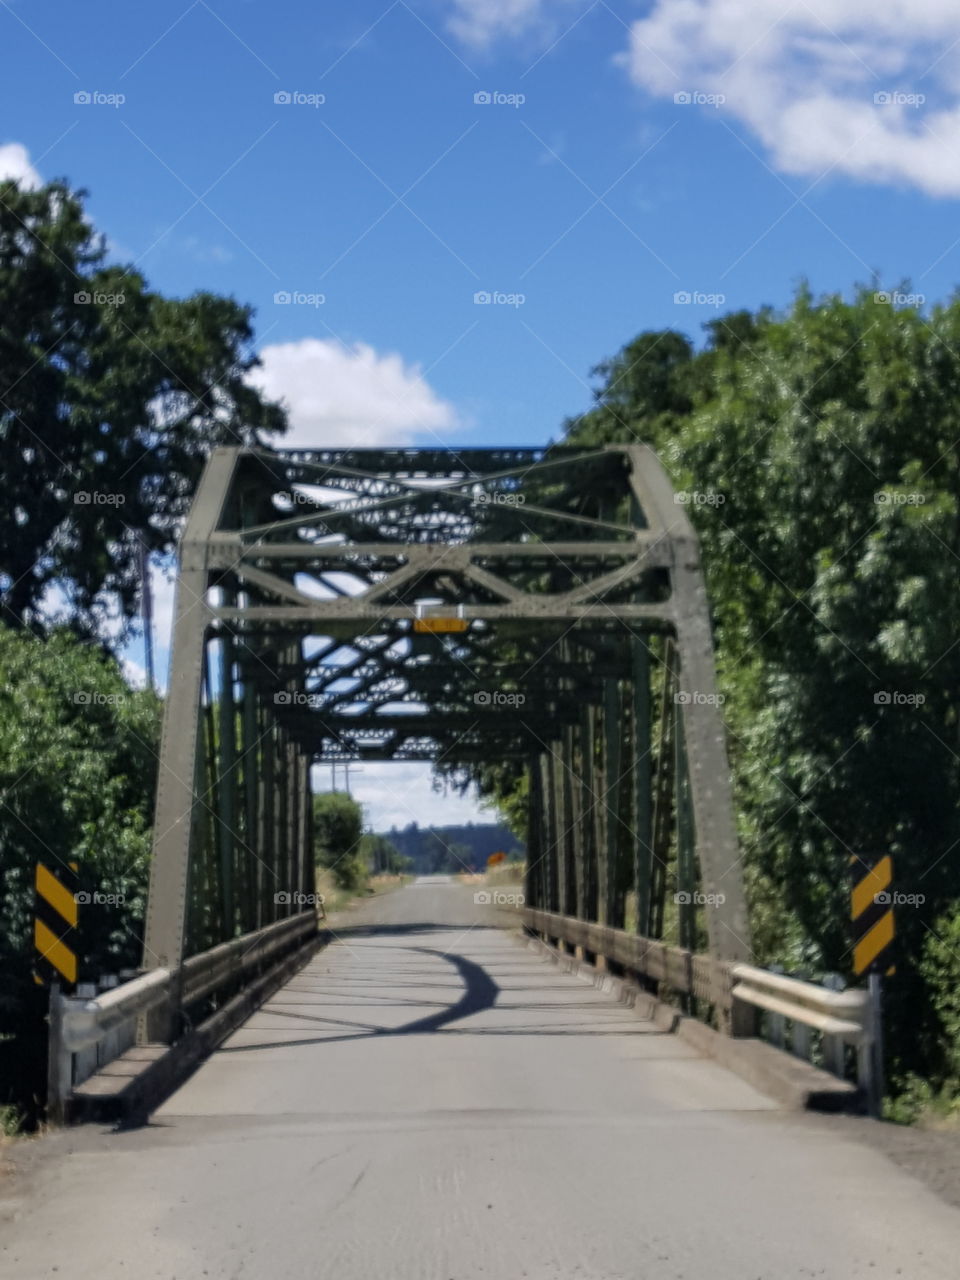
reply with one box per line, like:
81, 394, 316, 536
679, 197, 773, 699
380, 821, 524, 875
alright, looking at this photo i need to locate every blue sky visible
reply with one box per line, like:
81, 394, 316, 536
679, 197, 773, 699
5, 0, 960, 828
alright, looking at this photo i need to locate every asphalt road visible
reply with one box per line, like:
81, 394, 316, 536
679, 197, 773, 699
4, 878, 960, 1279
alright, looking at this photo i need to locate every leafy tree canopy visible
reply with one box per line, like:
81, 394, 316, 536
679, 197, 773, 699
0, 624, 161, 1027
0, 178, 284, 640
487, 284, 960, 1090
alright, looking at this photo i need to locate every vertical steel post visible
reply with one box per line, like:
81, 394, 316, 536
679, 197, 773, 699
579, 705, 599, 923
675, 702, 696, 954
46, 983, 70, 1125
541, 753, 557, 915
632, 635, 653, 936
286, 736, 298, 914
559, 725, 577, 920
603, 679, 625, 929
570, 714, 586, 922
241, 650, 260, 933
262, 709, 276, 923
866, 973, 885, 1118
649, 641, 677, 941
626, 444, 751, 963
141, 449, 238, 1043
217, 631, 237, 939
526, 754, 545, 912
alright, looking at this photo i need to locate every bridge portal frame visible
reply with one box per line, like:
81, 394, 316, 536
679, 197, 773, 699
142, 444, 750, 1038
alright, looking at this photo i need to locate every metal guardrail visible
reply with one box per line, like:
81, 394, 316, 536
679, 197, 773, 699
51, 910, 319, 1111
730, 963, 867, 1039
521, 907, 877, 1103
61, 968, 171, 1053
520, 907, 733, 1012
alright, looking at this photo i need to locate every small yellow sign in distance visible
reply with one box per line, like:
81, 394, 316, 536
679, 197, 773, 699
413, 617, 469, 633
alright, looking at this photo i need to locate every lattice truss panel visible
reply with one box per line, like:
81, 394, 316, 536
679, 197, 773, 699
142, 445, 750, 972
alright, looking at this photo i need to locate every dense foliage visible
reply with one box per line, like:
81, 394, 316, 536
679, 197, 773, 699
313, 791, 367, 890
358, 833, 408, 875
0, 178, 283, 639
482, 286, 960, 1100
0, 626, 160, 1033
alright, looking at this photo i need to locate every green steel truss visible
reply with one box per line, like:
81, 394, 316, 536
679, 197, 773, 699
142, 444, 751, 979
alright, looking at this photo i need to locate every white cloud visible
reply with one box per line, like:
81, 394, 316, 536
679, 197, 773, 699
313, 761, 497, 830
249, 337, 458, 448
447, 0, 555, 47
121, 656, 149, 690
0, 142, 40, 188
621, 0, 960, 196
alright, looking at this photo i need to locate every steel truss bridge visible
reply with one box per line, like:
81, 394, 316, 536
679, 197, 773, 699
46, 442, 885, 1131
136, 443, 749, 1031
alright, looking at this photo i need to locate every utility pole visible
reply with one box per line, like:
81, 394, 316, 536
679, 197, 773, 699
342, 762, 362, 796
139, 535, 155, 693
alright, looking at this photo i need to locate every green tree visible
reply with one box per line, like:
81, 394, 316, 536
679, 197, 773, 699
482, 285, 960, 1095
0, 178, 284, 639
313, 791, 366, 890
359, 832, 404, 874
0, 625, 161, 1025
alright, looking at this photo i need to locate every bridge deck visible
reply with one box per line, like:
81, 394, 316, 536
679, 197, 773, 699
3, 879, 960, 1278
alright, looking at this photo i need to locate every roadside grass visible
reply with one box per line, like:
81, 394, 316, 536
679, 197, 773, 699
885, 1077, 960, 1128
456, 863, 525, 890
314, 867, 412, 918
0, 1105, 22, 1139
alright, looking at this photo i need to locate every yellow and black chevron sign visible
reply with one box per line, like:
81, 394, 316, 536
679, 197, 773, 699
849, 854, 896, 978
33, 860, 79, 989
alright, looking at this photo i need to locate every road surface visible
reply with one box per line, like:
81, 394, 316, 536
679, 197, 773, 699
3, 878, 960, 1278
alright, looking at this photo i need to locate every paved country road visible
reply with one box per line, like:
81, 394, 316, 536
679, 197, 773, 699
3, 879, 960, 1279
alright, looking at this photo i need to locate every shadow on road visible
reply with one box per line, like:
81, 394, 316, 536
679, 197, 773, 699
320, 922, 508, 939
217, 946, 501, 1054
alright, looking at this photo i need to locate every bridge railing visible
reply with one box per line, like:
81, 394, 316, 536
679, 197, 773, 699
521, 907, 874, 1103
48, 911, 319, 1121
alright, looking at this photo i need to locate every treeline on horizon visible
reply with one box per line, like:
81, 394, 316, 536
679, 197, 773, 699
380, 821, 524, 875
